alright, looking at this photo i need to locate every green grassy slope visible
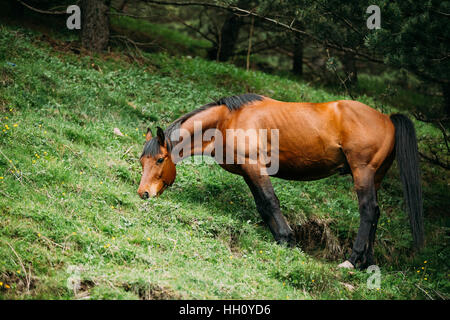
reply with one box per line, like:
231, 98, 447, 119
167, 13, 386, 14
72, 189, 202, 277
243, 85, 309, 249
0, 24, 448, 300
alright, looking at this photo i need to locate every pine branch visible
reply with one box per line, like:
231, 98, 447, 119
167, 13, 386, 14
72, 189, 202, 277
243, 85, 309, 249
140, 0, 384, 64
16, 0, 68, 15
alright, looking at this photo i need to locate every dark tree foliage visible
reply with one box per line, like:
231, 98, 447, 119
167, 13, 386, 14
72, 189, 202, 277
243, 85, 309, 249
365, 0, 450, 115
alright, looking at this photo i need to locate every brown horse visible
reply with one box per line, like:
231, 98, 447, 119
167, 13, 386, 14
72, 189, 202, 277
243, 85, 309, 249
138, 94, 423, 269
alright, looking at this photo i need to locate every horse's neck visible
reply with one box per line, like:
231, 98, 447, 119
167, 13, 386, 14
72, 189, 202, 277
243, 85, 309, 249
169, 105, 228, 162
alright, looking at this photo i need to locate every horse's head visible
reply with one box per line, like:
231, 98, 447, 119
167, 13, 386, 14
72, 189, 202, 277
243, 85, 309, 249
138, 127, 176, 199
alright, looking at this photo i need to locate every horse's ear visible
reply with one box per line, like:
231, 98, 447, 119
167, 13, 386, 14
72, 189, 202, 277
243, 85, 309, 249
156, 127, 165, 147
145, 128, 152, 142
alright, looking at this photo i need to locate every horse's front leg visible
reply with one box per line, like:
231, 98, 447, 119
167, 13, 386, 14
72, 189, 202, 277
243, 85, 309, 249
243, 171, 295, 247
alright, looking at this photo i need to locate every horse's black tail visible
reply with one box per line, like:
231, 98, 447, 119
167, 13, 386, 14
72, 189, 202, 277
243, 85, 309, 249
390, 114, 424, 249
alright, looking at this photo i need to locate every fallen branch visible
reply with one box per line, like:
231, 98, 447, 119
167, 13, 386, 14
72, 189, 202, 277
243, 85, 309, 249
123, 146, 134, 157
110, 35, 157, 47
415, 283, 434, 300
108, 11, 155, 20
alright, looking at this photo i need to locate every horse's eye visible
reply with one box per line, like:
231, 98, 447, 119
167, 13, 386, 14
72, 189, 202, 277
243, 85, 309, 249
156, 157, 164, 164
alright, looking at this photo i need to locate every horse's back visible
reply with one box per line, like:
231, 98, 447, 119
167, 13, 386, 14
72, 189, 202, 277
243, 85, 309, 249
220, 97, 395, 180
222, 98, 344, 180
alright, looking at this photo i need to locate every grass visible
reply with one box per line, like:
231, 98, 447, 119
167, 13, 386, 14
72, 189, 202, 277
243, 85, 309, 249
0, 23, 448, 300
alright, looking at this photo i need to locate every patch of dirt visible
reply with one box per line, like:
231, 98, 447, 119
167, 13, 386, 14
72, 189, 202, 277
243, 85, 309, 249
122, 282, 181, 300
229, 229, 243, 256
293, 216, 344, 260
69, 279, 95, 300
0, 67, 14, 87
0, 271, 38, 295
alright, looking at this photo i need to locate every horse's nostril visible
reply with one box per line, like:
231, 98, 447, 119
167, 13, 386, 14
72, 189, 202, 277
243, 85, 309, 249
142, 191, 149, 199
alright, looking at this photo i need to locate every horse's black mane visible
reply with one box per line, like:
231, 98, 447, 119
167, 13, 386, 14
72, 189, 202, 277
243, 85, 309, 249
217, 93, 263, 111
142, 93, 263, 157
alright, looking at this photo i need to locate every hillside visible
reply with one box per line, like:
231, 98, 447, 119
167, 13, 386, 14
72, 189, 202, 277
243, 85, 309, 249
0, 23, 448, 300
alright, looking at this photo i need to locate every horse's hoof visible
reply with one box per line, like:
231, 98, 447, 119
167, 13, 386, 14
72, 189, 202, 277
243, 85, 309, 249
276, 233, 296, 248
338, 260, 354, 269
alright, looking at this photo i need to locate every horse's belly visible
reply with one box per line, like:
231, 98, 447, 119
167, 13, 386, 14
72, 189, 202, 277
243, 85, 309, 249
272, 147, 348, 181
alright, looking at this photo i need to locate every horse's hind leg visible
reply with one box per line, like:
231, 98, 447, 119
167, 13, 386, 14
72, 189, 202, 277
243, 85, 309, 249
339, 167, 379, 269
364, 197, 380, 268
363, 151, 395, 267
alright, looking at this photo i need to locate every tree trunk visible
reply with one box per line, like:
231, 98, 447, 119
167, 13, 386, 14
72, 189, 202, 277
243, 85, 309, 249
80, 0, 110, 52
118, 0, 129, 12
342, 52, 358, 85
292, 34, 303, 76
208, 13, 243, 61
208, 0, 248, 62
